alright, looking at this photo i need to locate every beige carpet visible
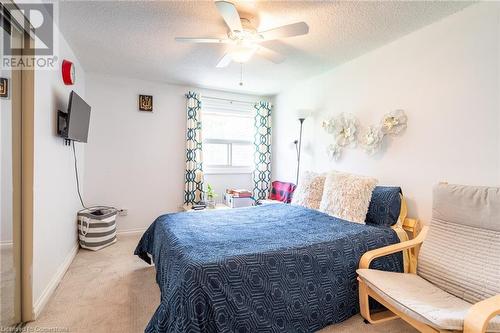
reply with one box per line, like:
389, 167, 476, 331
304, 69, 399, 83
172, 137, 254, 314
27, 234, 417, 333
1, 244, 16, 327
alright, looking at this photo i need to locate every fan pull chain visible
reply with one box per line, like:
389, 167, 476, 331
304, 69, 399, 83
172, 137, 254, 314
239, 63, 243, 86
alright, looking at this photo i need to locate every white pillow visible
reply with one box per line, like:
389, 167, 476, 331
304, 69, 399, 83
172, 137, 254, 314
319, 171, 378, 224
291, 171, 326, 210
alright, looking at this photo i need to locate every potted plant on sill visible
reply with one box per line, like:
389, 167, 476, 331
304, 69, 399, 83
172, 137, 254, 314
206, 184, 217, 209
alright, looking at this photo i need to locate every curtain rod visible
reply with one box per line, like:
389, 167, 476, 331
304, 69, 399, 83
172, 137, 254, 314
201, 95, 256, 105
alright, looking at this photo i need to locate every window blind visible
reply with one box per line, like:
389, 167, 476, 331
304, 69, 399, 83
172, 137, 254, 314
201, 96, 255, 115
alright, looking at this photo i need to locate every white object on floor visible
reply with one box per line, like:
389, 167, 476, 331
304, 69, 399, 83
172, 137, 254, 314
224, 194, 254, 208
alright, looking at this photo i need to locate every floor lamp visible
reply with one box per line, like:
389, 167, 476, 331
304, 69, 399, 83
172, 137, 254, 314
294, 118, 306, 185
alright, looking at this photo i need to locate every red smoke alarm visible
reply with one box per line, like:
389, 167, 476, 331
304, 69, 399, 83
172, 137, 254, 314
62, 60, 75, 85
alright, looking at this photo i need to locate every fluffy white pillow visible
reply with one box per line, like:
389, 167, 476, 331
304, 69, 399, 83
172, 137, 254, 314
291, 171, 326, 210
319, 171, 378, 224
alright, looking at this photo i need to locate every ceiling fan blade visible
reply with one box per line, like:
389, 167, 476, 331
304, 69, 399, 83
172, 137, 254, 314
175, 37, 229, 44
216, 53, 232, 68
257, 46, 286, 64
259, 22, 309, 41
215, 1, 243, 32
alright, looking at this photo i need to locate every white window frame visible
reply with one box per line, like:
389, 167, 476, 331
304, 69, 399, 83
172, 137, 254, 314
204, 139, 253, 174
202, 97, 255, 175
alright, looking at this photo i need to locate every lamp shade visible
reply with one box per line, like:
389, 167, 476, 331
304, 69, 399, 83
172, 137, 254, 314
296, 109, 312, 119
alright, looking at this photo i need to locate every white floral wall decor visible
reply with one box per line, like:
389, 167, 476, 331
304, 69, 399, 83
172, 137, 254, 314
322, 112, 358, 147
334, 113, 358, 147
322, 118, 335, 135
326, 143, 342, 160
381, 109, 407, 135
323, 110, 407, 160
360, 125, 384, 155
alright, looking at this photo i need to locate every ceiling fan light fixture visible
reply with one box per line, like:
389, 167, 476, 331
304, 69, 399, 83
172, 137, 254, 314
175, 1, 309, 67
229, 44, 258, 63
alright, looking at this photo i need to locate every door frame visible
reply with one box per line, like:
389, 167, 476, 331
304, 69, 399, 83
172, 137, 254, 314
21, 30, 34, 323
10, 13, 23, 326
2, 0, 35, 322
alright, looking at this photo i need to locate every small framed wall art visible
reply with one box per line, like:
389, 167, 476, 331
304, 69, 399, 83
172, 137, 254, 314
139, 95, 153, 112
0, 78, 8, 99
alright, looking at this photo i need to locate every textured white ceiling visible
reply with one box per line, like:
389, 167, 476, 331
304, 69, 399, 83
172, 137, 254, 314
57, 1, 471, 95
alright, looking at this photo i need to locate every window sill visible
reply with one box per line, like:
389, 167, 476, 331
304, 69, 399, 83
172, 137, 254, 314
204, 167, 253, 175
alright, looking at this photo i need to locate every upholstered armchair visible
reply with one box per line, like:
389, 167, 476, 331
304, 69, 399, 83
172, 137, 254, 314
357, 183, 500, 333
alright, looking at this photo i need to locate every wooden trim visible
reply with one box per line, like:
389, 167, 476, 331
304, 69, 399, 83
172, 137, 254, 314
395, 195, 422, 273
11, 25, 23, 326
358, 278, 398, 324
464, 295, 500, 333
398, 194, 408, 224
403, 218, 420, 235
402, 217, 421, 273
21, 32, 35, 322
1, 5, 34, 324
359, 226, 428, 270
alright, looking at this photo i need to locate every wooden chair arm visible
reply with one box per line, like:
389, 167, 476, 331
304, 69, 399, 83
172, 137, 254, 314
464, 295, 500, 333
359, 226, 428, 269
402, 217, 420, 234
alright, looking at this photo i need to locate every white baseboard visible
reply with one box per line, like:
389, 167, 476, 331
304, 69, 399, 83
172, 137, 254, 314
33, 242, 79, 319
117, 227, 147, 236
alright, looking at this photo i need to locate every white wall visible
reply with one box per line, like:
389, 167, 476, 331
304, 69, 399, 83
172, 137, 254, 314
273, 2, 500, 223
84, 74, 267, 232
32, 27, 86, 312
83, 74, 187, 233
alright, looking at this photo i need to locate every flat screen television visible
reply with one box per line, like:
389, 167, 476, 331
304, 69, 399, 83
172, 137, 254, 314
57, 91, 91, 143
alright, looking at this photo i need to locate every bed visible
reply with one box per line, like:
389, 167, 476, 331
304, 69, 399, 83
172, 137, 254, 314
135, 200, 405, 333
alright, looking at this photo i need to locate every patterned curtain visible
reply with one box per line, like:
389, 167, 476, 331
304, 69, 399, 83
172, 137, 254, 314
253, 101, 272, 200
184, 92, 204, 207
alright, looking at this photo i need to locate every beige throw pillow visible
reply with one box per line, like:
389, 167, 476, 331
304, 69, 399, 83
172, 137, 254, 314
291, 171, 326, 210
319, 171, 378, 224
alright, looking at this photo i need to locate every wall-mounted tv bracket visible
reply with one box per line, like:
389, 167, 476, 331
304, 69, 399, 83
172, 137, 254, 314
57, 110, 72, 146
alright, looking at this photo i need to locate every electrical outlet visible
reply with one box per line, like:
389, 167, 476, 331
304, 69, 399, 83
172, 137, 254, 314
118, 208, 128, 216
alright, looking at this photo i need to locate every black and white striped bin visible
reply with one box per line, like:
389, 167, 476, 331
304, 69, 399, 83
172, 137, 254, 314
77, 206, 118, 251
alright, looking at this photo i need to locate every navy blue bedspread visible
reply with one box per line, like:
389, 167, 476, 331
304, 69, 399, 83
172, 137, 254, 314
135, 204, 402, 333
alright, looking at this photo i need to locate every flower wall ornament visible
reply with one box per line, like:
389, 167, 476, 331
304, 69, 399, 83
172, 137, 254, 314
381, 109, 407, 135
333, 113, 358, 147
323, 113, 358, 147
321, 119, 335, 134
323, 110, 407, 160
360, 126, 384, 155
327, 143, 342, 160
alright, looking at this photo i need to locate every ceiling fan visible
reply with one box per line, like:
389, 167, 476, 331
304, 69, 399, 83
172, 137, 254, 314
175, 1, 309, 68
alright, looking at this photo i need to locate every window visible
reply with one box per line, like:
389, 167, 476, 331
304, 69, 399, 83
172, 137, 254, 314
202, 97, 255, 173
